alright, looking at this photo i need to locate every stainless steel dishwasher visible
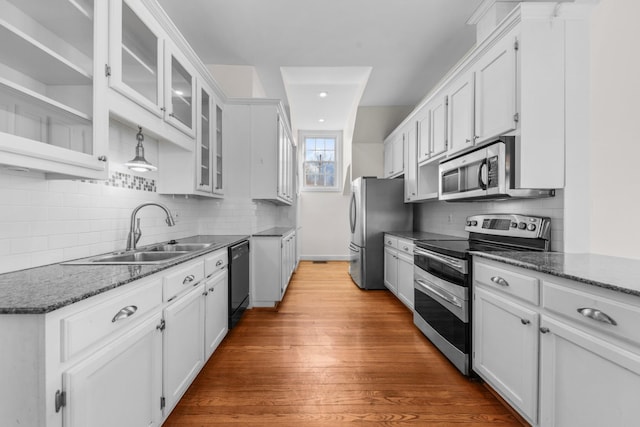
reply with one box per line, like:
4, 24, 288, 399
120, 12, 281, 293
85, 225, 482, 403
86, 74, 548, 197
228, 240, 250, 328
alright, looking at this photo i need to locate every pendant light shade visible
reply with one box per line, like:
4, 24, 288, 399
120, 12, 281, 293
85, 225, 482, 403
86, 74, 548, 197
124, 126, 157, 172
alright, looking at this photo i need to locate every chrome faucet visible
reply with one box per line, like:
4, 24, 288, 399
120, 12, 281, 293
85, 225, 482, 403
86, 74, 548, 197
126, 202, 176, 251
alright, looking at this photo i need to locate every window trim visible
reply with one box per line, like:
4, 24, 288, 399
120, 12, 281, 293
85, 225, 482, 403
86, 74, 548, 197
299, 130, 342, 192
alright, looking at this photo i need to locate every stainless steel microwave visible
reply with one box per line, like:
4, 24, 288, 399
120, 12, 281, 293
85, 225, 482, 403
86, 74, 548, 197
438, 137, 555, 201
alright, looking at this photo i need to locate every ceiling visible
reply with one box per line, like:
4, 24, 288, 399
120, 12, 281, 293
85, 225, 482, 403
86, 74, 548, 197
157, 0, 482, 131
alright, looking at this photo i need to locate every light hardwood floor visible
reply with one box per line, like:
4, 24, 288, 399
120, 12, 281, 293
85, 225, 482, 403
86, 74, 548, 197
164, 261, 521, 426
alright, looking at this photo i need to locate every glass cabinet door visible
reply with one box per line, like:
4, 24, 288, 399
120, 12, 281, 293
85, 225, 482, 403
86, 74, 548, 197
214, 104, 223, 194
197, 86, 212, 192
0, 0, 107, 178
164, 45, 195, 137
110, 0, 163, 117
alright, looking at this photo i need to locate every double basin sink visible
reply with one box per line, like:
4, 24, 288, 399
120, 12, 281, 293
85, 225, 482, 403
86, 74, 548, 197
64, 242, 214, 265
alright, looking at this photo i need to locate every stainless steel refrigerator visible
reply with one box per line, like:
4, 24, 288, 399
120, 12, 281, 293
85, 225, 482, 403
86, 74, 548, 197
348, 177, 412, 289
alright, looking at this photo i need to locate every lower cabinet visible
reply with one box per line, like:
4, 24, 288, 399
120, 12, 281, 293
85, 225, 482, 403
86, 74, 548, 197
163, 283, 205, 414
62, 312, 164, 427
473, 287, 539, 423
204, 268, 228, 360
539, 316, 640, 427
252, 230, 297, 307
473, 256, 640, 426
383, 234, 414, 310
0, 247, 233, 427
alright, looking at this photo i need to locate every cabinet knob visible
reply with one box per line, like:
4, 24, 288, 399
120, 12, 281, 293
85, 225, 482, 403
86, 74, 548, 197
208, 287, 215, 293
539, 327, 550, 334
98, 155, 108, 162
202, 291, 208, 296
520, 319, 530, 325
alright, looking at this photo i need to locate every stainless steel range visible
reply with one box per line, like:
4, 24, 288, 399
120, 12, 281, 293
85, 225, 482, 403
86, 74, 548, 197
413, 214, 551, 375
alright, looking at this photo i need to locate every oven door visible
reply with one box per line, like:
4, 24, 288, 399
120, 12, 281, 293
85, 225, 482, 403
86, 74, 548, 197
413, 266, 470, 375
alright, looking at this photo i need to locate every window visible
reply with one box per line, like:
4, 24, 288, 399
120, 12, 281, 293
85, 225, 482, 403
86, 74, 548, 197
301, 131, 341, 191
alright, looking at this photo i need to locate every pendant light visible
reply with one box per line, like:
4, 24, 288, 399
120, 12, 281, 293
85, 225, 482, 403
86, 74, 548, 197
124, 126, 157, 172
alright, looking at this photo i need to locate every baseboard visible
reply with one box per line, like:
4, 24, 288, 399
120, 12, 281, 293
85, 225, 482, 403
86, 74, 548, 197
300, 255, 350, 261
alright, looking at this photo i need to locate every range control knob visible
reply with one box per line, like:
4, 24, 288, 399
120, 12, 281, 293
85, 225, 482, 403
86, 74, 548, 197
518, 222, 527, 230
466, 221, 472, 226
527, 223, 537, 232
471, 220, 478, 226
511, 222, 518, 228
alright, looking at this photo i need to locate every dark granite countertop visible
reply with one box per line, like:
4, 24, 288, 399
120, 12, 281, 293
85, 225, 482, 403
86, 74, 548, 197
0, 235, 248, 314
472, 251, 640, 297
385, 231, 466, 241
253, 227, 295, 237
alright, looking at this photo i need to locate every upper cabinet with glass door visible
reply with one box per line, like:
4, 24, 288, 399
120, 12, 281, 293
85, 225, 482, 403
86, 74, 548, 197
108, 0, 196, 145
0, 0, 107, 179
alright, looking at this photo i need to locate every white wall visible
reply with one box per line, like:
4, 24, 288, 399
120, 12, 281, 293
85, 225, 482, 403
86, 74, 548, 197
206, 65, 267, 98
298, 192, 350, 260
587, 0, 640, 258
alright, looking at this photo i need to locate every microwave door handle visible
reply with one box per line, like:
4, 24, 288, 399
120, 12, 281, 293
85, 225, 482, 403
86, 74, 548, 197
478, 159, 488, 190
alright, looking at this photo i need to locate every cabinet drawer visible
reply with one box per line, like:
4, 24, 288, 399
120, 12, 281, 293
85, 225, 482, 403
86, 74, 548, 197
543, 281, 640, 346
384, 235, 398, 249
163, 259, 205, 301
474, 260, 539, 305
61, 278, 162, 361
204, 248, 228, 278
397, 238, 414, 256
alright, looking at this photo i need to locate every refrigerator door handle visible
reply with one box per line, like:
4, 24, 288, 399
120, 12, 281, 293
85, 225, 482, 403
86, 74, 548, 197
349, 192, 356, 234
349, 243, 360, 252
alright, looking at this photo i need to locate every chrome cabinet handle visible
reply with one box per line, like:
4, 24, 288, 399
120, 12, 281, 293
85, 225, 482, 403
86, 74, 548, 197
540, 327, 550, 334
577, 307, 617, 326
491, 276, 509, 287
215, 260, 223, 267
521, 319, 530, 325
183, 274, 195, 284
403, 246, 409, 251
112, 305, 138, 322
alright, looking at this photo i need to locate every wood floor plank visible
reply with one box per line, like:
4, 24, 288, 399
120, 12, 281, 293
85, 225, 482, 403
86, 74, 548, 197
165, 261, 522, 426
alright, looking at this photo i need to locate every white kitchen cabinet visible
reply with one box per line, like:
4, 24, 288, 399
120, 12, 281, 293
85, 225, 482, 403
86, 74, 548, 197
446, 73, 474, 156
473, 255, 640, 426
383, 132, 405, 178
107, 0, 197, 149
473, 286, 539, 424
539, 316, 640, 427
383, 235, 414, 310
252, 229, 297, 307
403, 120, 418, 202
473, 30, 517, 144
417, 95, 447, 164
163, 40, 196, 137
383, 246, 398, 295
162, 282, 205, 414
0, 0, 108, 179
225, 99, 294, 205
203, 252, 228, 360
62, 312, 164, 427
158, 80, 224, 198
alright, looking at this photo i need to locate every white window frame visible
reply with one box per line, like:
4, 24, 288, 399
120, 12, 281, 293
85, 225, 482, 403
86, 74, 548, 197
299, 130, 342, 192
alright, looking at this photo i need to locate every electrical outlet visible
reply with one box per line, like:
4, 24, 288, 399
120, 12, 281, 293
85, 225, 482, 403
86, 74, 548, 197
447, 214, 453, 223
173, 210, 180, 223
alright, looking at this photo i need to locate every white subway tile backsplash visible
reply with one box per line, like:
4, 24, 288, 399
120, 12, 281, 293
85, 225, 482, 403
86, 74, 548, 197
10, 236, 49, 254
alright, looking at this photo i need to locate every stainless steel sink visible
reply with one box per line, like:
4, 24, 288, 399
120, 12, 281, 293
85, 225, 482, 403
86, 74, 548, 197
63, 250, 190, 265
148, 243, 213, 252
63, 241, 216, 265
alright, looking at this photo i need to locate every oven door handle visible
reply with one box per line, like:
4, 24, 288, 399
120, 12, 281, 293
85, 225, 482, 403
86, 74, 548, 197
415, 279, 463, 309
414, 248, 466, 273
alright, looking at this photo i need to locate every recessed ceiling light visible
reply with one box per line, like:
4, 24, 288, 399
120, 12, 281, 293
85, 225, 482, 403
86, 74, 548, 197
318, 91, 328, 98
318, 118, 325, 123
